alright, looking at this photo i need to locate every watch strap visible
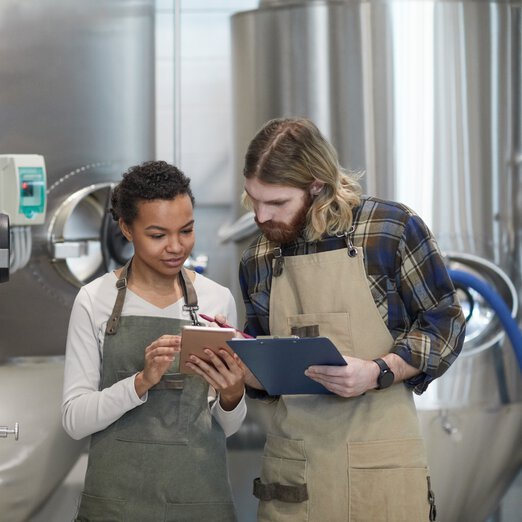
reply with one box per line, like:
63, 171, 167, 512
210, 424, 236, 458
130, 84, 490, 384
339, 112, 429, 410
373, 358, 394, 389
373, 357, 390, 373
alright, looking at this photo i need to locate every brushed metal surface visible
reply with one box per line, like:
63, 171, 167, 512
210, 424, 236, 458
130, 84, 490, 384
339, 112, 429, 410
0, 0, 155, 362
0, 357, 85, 522
0, 3, 155, 520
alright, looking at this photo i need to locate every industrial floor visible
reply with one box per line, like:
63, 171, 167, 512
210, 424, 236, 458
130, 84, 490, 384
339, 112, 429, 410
30, 449, 522, 522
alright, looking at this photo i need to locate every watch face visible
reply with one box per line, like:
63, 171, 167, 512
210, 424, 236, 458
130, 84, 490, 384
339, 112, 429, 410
379, 370, 394, 389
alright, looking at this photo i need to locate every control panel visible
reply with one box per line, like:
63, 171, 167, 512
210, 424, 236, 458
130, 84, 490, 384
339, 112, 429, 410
0, 154, 47, 225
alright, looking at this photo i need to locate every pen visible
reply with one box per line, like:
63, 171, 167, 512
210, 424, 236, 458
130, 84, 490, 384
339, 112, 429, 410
199, 313, 254, 339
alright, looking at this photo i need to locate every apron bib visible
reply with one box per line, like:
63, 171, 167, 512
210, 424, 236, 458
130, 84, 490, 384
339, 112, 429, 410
76, 261, 237, 522
256, 246, 435, 522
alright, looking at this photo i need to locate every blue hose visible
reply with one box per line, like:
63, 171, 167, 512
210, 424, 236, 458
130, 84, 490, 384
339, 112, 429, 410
448, 269, 522, 373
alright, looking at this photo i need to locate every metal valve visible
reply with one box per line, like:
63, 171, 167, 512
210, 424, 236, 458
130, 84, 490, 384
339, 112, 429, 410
0, 422, 19, 440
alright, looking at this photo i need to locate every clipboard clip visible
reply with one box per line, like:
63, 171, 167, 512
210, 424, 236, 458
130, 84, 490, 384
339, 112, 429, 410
256, 335, 300, 340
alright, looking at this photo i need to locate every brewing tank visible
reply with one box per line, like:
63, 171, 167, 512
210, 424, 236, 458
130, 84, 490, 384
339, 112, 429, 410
0, 0, 155, 361
0, 2, 154, 520
230, 1, 522, 520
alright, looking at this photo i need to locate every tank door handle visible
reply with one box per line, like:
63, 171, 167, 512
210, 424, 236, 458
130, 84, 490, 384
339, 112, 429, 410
0, 422, 19, 440
51, 239, 90, 259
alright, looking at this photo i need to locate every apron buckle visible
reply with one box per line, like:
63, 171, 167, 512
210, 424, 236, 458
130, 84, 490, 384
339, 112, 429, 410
336, 227, 357, 257
272, 247, 285, 277
427, 476, 437, 521
183, 304, 203, 326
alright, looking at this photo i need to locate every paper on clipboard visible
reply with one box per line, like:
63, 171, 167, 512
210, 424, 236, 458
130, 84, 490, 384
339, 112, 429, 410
226, 336, 347, 395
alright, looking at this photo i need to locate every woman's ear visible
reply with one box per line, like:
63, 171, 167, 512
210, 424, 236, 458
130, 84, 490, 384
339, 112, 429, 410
309, 180, 325, 196
119, 218, 132, 242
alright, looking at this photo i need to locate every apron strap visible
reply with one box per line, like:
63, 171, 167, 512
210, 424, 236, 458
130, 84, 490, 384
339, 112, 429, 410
253, 477, 309, 503
116, 370, 184, 390
271, 224, 357, 279
179, 267, 203, 326
105, 259, 131, 335
150, 377, 185, 390
106, 259, 202, 336
272, 246, 285, 277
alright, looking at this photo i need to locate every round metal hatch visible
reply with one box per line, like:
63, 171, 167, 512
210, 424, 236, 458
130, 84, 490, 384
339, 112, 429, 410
445, 252, 518, 356
48, 183, 133, 288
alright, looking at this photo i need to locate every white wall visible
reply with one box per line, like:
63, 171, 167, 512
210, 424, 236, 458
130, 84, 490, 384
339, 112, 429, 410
155, 0, 257, 290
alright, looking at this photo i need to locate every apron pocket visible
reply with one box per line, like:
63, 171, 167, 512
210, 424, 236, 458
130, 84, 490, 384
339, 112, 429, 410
164, 502, 236, 522
114, 372, 190, 445
257, 434, 309, 521
286, 312, 354, 357
76, 492, 126, 522
348, 438, 432, 522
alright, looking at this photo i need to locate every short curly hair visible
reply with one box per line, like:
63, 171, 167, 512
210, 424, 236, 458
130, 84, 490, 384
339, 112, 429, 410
110, 161, 195, 224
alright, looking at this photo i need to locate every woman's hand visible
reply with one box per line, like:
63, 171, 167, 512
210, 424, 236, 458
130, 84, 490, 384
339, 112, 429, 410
186, 348, 245, 411
240, 361, 264, 390
134, 335, 181, 397
209, 315, 263, 390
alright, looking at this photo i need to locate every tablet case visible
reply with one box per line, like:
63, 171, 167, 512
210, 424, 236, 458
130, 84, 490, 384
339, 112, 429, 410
227, 336, 347, 395
180, 326, 236, 374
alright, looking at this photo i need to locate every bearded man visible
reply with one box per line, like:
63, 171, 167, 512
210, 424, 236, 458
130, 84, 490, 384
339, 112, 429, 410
238, 117, 465, 522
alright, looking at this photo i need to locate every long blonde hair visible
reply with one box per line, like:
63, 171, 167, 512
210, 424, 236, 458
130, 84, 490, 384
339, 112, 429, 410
242, 117, 362, 241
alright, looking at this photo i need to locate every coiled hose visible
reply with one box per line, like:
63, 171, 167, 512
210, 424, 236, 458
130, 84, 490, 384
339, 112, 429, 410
448, 269, 522, 373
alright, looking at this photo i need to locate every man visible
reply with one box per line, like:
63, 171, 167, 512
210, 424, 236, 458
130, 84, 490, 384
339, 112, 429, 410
239, 117, 465, 521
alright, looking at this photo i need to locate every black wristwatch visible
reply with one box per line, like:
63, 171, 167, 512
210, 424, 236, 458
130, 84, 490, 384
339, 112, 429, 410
373, 358, 394, 389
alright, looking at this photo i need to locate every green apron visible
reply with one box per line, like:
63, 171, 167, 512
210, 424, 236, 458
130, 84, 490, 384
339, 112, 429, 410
255, 244, 436, 522
76, 261, 237, 522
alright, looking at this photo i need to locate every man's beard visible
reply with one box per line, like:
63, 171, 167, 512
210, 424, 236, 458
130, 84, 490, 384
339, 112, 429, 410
256, 194, 312, 244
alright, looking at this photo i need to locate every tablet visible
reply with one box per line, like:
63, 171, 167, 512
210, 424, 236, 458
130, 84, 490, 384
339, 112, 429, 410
227, 336, 347, 395
180, 325, 236, 374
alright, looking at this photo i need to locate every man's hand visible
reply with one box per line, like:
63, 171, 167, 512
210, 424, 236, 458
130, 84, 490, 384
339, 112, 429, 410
305, 353, 421, 397
305, 356, 379, 397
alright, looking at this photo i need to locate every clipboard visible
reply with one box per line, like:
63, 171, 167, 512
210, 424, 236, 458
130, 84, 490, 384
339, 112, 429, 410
227, 336, 347, 395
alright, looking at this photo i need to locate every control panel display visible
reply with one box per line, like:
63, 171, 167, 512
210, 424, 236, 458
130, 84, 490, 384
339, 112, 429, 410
18, 166, 46, 218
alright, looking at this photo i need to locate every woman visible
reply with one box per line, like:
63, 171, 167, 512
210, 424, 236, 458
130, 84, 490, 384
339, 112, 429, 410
62, 161, 246, 521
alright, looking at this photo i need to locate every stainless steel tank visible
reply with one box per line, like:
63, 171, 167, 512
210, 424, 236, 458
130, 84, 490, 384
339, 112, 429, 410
0, 1, 154, 520
0, 0, 155, 361
230, 1, 522, 520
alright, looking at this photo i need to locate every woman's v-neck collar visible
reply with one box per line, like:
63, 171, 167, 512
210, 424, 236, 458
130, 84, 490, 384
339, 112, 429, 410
110, 271, 197, 311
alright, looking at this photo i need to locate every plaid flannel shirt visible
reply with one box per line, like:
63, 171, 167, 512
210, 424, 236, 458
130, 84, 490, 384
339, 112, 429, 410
239, 195, 466, 394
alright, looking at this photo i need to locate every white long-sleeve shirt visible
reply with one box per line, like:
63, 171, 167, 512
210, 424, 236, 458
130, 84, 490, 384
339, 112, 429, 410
62, 270, 246, 440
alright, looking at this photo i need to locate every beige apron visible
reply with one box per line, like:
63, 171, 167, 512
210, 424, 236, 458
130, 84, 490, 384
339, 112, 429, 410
256, 246, 436, 521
